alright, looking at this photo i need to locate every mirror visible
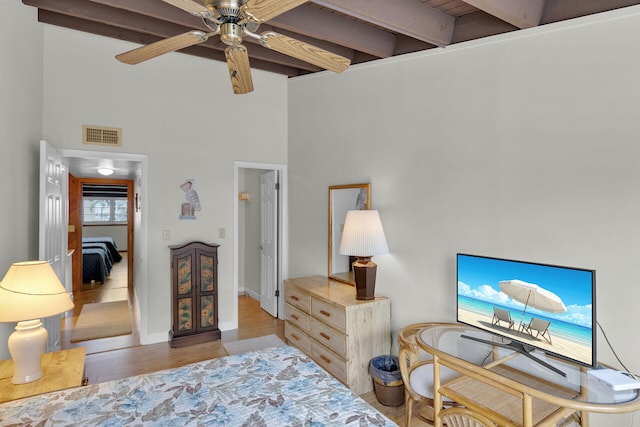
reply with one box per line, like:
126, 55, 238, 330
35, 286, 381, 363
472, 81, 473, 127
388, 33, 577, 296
328, 183, 371, 284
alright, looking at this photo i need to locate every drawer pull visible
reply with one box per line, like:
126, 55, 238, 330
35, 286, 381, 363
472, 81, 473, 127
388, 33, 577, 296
291, 333, 300, 341
320, 332, 331, 341
319, 310, 331, 318
291, 295, 301, 301
291, 314, 299, 320
320, 355, 331, 364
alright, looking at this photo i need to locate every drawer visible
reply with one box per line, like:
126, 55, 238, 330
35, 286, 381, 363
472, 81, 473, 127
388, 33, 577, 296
285, 322, 311, 353
311, 320, 347, 357
311, 341, 347, 385
285, 285, 310, 312
311, 298, 346, 332
285, 303, 310, 332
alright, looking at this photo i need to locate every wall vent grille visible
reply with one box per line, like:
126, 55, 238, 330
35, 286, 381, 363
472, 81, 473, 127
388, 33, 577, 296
82, 125, 122, 147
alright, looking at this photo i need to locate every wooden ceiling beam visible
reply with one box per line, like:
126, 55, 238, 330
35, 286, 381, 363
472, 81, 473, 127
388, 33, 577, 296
270, 3, 397, 58
541, 0, 640, 24
311, 0, 455, 47
88, 0, 205, 27
460, 0, 544, 29
452, 10, 516, 43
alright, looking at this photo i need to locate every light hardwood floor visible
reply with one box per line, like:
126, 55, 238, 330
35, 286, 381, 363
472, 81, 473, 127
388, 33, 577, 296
61, 256, 429, 426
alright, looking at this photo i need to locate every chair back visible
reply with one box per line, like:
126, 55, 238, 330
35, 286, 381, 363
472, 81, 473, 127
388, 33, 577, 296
493, 307, 511, 322
398, 322, 461, 426
438, 407, 497, 427
529, 317, 550, 332
398, 323, 430, 394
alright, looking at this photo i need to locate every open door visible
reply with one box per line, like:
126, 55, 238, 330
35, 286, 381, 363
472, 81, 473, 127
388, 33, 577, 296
259, 170, 278, 316
39, 140, 69, 352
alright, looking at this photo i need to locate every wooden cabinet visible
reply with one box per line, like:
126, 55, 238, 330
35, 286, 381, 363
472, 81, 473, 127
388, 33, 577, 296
284, 275, 391, 395
169, 241, 221, 347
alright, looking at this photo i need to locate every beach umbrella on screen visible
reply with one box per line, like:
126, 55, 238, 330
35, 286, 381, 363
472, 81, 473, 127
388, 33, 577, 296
499, 279, 567, 321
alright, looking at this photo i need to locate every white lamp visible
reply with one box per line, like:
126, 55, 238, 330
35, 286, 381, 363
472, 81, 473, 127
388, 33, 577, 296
0, 261, 74, 384
339, 210, 389, 300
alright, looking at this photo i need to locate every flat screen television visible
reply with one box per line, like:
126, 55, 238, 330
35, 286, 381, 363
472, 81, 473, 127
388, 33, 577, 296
456, 253, 596, 375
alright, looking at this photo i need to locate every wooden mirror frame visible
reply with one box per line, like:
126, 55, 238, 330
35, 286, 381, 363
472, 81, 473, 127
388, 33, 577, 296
328, 183, 371, 284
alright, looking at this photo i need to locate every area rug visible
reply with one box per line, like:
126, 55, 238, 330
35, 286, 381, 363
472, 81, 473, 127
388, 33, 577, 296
223, 334, 287, 355
71, 300, 132, 342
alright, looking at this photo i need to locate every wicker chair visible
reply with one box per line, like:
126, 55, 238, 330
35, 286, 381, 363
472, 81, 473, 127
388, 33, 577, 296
398, 322, 460, 426
438, 407, 498, 427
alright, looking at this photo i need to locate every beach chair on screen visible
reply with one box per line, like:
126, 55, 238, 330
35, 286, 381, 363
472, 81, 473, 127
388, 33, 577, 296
521, 317, 552, 344
492, 307, 514, 331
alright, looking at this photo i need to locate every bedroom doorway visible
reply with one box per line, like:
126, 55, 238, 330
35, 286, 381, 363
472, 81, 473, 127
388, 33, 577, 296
55, 147, 147, 351
233, 162, 288, 329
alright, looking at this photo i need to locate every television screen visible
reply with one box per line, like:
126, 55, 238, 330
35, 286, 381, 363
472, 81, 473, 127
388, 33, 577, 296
456, 253, 596, 369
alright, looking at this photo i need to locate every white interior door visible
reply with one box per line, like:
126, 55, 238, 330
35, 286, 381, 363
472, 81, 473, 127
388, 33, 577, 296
39, 140, 69, 352
259, 170, 278, 316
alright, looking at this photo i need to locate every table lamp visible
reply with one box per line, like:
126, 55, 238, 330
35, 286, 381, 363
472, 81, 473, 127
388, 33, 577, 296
0, 261, 74, 384
339, 210, 389, 300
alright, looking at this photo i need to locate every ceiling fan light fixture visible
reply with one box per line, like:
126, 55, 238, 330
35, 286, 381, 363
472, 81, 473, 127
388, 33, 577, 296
120, 0, 350, 94
98, 168, 114, 176
220, 22, 243, 46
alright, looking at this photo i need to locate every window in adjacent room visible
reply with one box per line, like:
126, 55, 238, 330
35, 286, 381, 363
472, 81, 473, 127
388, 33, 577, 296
82, 184, 128, 225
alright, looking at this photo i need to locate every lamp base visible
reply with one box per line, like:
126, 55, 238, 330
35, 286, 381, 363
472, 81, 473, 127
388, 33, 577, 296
8, 319, 47, 384
353, 258, 377, 300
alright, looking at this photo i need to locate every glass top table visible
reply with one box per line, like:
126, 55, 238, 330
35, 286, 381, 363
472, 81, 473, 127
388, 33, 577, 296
416, 323, 640, 427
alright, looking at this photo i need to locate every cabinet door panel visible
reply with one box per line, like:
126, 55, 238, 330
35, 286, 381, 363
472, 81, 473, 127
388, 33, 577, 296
200, 294, 215, 328
177, 297, 194, 332
176, 254, 193, 295
200, 253, 215, 292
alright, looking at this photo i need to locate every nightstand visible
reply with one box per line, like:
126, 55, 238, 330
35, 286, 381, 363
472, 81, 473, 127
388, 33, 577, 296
0, 347, 86, 403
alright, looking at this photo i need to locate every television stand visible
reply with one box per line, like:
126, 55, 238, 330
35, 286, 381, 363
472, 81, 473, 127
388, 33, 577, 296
461, 334, 567, 377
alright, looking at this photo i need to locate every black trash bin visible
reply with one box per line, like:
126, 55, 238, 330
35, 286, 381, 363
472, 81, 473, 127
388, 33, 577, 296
369, 355, 404, 407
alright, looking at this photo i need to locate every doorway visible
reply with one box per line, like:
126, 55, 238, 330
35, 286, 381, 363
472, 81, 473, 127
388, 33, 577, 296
233, 162, 288, 330
57, 148, 148, 351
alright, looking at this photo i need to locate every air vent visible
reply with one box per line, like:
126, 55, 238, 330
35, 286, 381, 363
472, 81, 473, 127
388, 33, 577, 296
82, 125, 122, 147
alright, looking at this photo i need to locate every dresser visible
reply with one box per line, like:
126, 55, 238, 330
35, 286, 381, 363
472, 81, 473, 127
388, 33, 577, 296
284, 275, 391, 395
169, 241, 221, 347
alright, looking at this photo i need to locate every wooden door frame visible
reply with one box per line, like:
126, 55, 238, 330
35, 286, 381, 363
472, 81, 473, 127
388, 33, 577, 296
70, 177, 134, 293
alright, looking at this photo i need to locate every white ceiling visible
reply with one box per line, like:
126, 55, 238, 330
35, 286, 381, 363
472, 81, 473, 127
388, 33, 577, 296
66, 155, 140, 180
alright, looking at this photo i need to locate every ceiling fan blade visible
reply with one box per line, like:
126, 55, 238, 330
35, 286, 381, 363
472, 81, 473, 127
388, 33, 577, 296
242, 0, 308, 22
260, 32, 350, 73
161, 0, 214, 18
225, 45, 254, 95
116, 31, 210, 65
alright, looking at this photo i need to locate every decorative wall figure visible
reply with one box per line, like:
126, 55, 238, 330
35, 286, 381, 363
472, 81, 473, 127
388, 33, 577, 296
179, 178, 201, 220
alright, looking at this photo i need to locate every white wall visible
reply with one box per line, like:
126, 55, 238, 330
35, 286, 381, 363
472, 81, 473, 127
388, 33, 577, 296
0, 2, 44, 359
40, 25, 288, 342
288, 7, 640, 425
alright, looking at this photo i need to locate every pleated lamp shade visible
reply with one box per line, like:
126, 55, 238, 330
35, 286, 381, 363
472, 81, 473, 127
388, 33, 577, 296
339, 210, 388, 300
0, 260, 74, 384
0, 261, 74, 322
339, 210, 389, 257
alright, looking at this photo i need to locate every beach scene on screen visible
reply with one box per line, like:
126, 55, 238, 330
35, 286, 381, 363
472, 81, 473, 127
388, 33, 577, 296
457, 254, 594, 366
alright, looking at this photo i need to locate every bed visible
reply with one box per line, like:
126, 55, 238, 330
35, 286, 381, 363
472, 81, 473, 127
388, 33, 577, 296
0, 345, 396, 426
82, 242, 115, 266
81, 236, 122, 284
82, 236, 123, 262
81, 248, 110, 284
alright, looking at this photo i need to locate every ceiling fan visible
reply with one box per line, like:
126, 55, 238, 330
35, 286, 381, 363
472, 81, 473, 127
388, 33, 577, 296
116, 0, 351, 94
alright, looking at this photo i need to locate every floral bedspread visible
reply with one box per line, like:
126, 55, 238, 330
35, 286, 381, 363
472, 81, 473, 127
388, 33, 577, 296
0, 345, 397, 426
